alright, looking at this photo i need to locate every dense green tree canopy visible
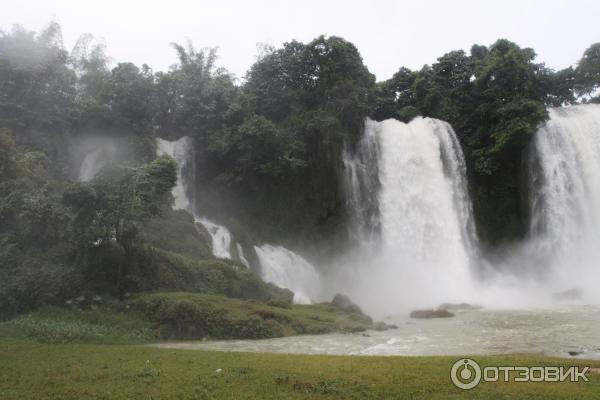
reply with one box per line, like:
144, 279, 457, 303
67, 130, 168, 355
216, 35, 375, 181
372, 39, 586, 242
1, 22, 600, 315
0, 24, 76, 161
575, 43, 600, 102
188, 36, 376, 244
63, 156, 177, 292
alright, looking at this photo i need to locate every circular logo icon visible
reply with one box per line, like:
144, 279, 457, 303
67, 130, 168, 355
451, 358, 482, 389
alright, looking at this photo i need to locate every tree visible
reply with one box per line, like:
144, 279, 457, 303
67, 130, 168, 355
0, 23, 76, 160
154, 43, 236, 142
575, 43, 600, 102
0, 128, 65, 242
63, 156, 177, 293
0, 128, 17, 181
198, 36, 376, 244
105, 62, 155, 134
372, 67, 419, 121
70, 33, 113, 130
543, 67, 577, 107
372, 39, 551, 243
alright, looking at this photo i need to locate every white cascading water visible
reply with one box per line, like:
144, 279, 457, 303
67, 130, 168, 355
377, 118, 476, 260
526, 104, 600, 300
156, 137, 194, 211
236, 243, 250, 268
343, 119, 381, 245
79, 143, 116, 181
341, 117, 477, 312
156, 136, 233, 260
156, 136, 322, 301
254, 244, 322, 304
195, 217, 232, 259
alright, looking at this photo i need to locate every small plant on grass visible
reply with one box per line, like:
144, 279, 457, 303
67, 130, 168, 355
137, 360, 161, 381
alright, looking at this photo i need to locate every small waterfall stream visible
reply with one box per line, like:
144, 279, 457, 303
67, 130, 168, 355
156, 136, 320, 302
254, 244, 321, 304
156, 136, 234, 260
194, 217, 232, 260
78, 142, 116, 182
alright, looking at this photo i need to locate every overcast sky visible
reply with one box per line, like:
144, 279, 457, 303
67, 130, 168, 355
2, 0, 599, 81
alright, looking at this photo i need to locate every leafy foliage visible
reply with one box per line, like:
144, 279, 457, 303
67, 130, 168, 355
374, 40, 566, 242
575, 42, 600, 102
1, 22, 600, 320
63, 156, 177, 292
131, 292, 370, 340
193, 36, 375, 245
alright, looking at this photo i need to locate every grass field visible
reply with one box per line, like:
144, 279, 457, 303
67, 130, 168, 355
1, 338, 599, 399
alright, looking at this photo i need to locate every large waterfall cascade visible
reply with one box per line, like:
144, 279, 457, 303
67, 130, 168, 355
527, 104, 600, 299
341, 117, 478, 311
376, 117, 476, 263
153, 106, 600, 310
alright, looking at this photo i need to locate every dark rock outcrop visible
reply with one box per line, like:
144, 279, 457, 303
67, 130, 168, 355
410, 309, 454, 319
330, 294, 372, 325
438, 302, 482, 311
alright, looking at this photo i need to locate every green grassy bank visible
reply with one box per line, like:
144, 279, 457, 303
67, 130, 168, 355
1, 338, 599, 399
0, 292, 382, 344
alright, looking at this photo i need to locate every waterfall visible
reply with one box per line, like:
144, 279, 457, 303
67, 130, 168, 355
376, 118, 476, 260
528, 104, 600, 296
342, 117, 476, 311
156, 136, 233, 260
156, 137, 194, 211
254, 244, 322, 304
155, 135, 317, 300
236, 243, 250, 268
78, 143, 116, 181
195, 217, 232, 259
342, 119, 381, 244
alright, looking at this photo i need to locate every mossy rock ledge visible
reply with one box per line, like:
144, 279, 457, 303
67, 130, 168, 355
131, 292, 397, 341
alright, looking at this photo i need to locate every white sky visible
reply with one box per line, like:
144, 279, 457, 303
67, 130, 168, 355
2, 0, 599, 81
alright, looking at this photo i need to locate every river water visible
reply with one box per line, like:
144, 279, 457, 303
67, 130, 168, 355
154, 306, 600, 359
